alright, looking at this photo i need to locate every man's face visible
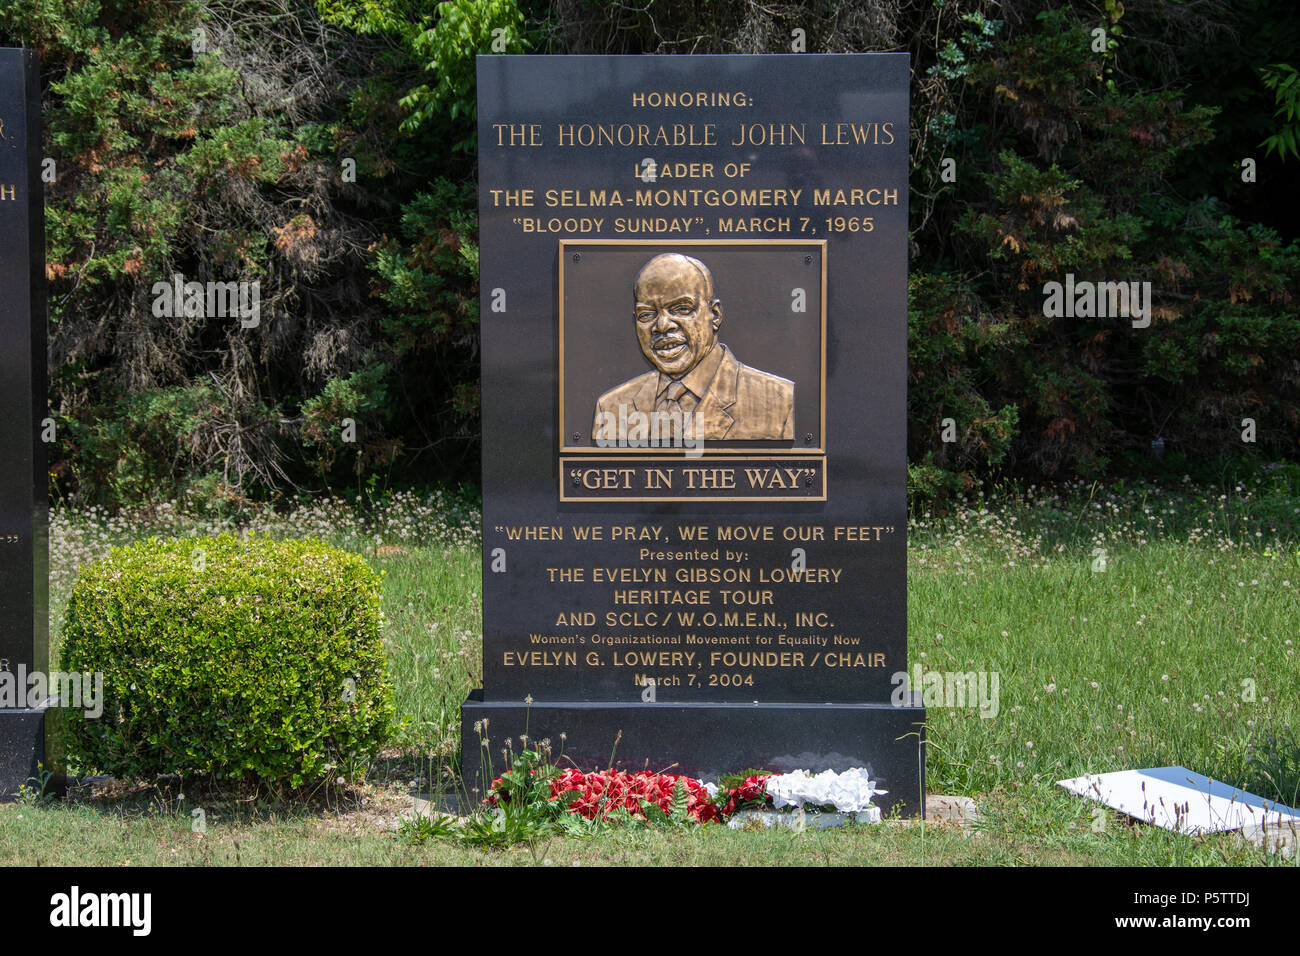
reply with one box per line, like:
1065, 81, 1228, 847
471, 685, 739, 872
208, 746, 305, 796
633, 258, 721, 377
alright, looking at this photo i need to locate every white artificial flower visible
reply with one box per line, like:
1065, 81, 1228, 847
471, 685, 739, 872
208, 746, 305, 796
763, 768, 885, 813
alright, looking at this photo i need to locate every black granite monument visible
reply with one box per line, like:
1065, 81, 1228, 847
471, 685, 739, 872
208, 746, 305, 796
0, 48, 49, 798
463, 54, 924, 815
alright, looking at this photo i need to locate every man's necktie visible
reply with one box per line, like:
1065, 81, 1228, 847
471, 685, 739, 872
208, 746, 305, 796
658, 380, 689, 416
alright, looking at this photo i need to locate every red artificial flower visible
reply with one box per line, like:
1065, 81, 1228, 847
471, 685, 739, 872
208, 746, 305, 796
486, 765, 749, 825
719, 773, 773, 817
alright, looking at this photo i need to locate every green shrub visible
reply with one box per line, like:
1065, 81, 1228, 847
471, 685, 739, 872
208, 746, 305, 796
907, 454, 965, 515
59, 534, 395, 788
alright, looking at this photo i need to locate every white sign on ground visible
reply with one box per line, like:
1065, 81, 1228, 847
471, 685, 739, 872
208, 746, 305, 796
1058, 766, 1300, 835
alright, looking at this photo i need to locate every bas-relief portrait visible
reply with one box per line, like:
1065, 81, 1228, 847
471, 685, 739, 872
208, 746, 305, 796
592, 253, 795, 442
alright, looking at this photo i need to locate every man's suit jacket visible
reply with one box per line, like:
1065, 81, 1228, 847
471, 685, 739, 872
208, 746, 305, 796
594, 344, 794, 441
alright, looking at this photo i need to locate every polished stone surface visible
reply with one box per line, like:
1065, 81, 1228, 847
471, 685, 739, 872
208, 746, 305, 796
0, 707, 45, 796
461, 693, 926, 817
469, 55, 920, 810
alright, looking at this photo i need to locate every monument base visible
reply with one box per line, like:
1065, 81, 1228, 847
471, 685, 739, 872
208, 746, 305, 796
460, 691, 926, 817
0, 705, 47, 800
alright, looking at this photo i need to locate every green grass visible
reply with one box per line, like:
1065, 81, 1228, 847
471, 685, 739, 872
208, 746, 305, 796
910, 480, 1300, 807
376, 543, 481, 756
911, 540, 1300, 798
6, 478, 1298, 866
0, 782, 1281, 866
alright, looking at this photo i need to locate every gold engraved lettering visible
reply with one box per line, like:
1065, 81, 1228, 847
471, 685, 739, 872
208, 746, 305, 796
491, 123, 543, 146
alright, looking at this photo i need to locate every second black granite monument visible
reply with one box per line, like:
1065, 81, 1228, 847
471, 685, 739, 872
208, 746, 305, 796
0, 47, 49, 798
